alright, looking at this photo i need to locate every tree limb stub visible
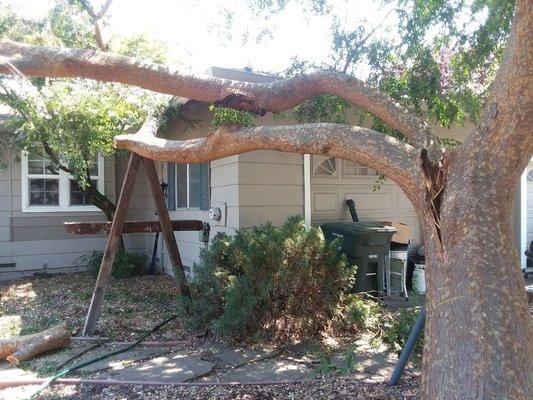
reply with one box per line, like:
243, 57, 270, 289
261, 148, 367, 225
0, 323, 71, 365
420, 149, 446, 249
0, 39, 438, 156
115, 118, 422, 197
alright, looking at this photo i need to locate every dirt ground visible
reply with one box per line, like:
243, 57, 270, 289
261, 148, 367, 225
0, 272, 189, 341
0, 273, 420, 399
28, 379, 420, 400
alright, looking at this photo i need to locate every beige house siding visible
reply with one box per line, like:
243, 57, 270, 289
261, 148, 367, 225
309, 122, 475, 247
237, 151, 304, 228
310, 166, 422, 244
0, 149, 150, 280
3, 65, 530, 279
159, 149, 304, 274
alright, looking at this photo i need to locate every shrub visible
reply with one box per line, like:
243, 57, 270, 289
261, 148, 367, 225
343, 294, 382, 331
78, 250, 149, 279
383, 307, 424, 359
183, 216, 356, 342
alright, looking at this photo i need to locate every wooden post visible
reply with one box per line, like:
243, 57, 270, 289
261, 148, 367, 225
82, 153, 141, 336
142, 158, 191, 300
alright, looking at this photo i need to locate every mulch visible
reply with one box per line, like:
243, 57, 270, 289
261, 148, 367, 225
0, 272, 189, 341
15, 377, 420, 400
0, 273, 421, 399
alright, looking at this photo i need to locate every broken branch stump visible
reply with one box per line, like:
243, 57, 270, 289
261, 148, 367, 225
0, 323, 71, 365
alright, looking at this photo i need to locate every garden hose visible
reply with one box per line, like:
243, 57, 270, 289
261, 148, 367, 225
28, 314, 179, 399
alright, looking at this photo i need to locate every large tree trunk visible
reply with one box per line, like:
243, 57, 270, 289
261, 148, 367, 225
0, 1, 531, 396
419, 2, 533, 397
420, 154, 532, 399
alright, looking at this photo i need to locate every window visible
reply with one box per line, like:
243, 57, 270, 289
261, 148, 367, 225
343, 160, 378, 177
168, 163, 209, 210
311, 156, 379, 179
312, 156, 337, 177
21, 148, 104, 212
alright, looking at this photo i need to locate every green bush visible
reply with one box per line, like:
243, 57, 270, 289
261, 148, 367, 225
183, 216, 356, 342
383, 307, 424, 358
78, 250, 149, 279
343, 294, 382, 330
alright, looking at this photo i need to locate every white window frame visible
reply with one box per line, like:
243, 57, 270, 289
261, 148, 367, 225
174, 163, 201, 210
341, 159, 379, 180
311, 156, 338, 179
21, 150, 105, 213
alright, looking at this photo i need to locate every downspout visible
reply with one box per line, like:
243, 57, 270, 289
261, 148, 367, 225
518, 166, 528, 268
160, 162, 166, 274
8, 149, 13, 243
303, 154, 311, 228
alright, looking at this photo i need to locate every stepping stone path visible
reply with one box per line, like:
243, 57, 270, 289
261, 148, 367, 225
214, 358, 315, 382
200, 342, 279, 367
76, 348, 171, 373
111, 352, 216, 382
3, 336, 410, 385
0, 360, 37, 380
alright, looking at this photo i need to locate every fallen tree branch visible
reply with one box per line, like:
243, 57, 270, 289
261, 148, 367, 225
0, 323, 71, 365
0, 38, 438, 155
115, 119, 422, 197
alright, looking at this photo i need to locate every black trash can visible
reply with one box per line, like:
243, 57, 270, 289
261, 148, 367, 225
321, 221, 396, 293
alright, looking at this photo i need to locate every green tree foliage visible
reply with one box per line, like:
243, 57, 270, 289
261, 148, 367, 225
183, 216, 356, 342
79, 249, 149, 279
293, 94, 349, 124
358, 0, 513, 127
0, 0, 96, 48
251, 0, 513, 128
0, 1, 171, 217
111, 34, 169, 64
0, 79, 152, 186
209, 105, 257, 128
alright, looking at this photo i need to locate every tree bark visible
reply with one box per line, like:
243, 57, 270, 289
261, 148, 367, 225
0, 40, 438, 157
84, 179, 116, 221
0, 323, 71, 365
0, 2, 531, 397
420, 3, 533, 397
420, 157, 532, 399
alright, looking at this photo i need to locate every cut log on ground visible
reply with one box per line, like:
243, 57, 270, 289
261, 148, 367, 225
0, 323, 71, 365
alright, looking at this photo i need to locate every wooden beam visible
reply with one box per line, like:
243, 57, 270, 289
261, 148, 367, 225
142, 158, 191, 300
82, 153, 141, 336
63, 220, 205, 235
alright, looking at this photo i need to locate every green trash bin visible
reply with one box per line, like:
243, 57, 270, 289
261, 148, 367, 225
321, 221, 396, 293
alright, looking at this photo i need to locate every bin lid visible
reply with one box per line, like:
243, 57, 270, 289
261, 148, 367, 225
321, 221, 396, 236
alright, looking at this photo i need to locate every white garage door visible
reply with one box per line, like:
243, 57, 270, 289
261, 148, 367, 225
310, 156, 422, 246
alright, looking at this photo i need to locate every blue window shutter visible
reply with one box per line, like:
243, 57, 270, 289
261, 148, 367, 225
167, 163, 176, 211
199, 162, 209, 210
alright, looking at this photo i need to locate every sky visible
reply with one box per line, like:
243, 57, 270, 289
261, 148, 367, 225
3, 0, 396, 75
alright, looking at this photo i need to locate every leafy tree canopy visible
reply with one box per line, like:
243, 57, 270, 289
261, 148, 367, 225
0, 78, 156, 185
0, 1, 170, 190
249, 0, 514, 129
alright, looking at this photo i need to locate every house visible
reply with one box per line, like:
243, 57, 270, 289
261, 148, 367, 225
1, 67, 532, 280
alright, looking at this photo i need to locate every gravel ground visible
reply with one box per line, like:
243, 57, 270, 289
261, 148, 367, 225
2, 377, 419, 400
